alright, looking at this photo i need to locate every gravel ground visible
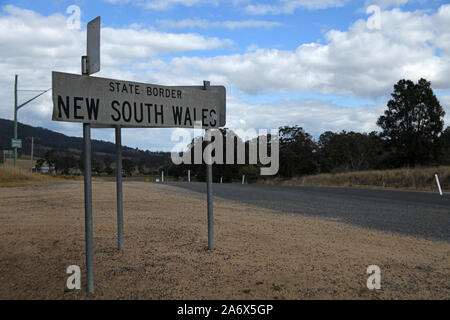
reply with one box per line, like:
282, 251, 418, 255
0, 181, 449, 299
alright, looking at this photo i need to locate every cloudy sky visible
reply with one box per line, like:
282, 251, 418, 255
1, 0, 449, 151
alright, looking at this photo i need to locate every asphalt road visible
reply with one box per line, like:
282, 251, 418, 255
166, 182, 450, 242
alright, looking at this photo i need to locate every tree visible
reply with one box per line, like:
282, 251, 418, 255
122, 158, 135, 176
92, 158, 105, 175
278, 126, 317, 177
35, 158, 45, 171
317, 131, 384, 172
44, 149, 58, 168
57, 154, 78, 174
377, 78, 445, 167
441, 126, 450, 165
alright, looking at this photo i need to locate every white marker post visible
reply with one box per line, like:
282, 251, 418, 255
435, 174, 443, 196
188, 169, 191, 182
162, 171, 164, 182
242, 175, 245, 184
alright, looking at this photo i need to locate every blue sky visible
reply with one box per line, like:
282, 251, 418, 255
0, 0, 449, 151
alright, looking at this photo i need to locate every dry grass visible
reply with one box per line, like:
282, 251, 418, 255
262, 166, 450, 192
2, 158, 36, 171
0, 167, 77, 187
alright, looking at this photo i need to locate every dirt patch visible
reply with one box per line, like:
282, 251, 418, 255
0, 181, 448, 299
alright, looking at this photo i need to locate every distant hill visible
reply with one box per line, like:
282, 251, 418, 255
0, 118, 170, 169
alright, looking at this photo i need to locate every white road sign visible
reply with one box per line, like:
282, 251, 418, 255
52, 72, 226, 128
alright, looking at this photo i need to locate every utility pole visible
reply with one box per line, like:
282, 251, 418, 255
12, 74, 51, 167
30, 137, 34, 172
13, 75, 17, 167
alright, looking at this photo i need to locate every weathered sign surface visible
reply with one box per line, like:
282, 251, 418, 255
87, 17, 100, 75
52, 71, 226, 128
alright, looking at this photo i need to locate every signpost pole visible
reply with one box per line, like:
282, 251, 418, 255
115, 125, 124, 250
204, 81, 214, 250
80, 16, 100, 294
83, 122, 94, 293
82, 51, 94, 293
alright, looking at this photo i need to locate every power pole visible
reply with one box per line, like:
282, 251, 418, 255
13, 75, 18, 167
12, 75, 51, 168
30, 137, 34, 172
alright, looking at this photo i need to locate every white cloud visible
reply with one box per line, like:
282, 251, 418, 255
105, 0, 349, 13
245, 0, 350, 15
140, 5, 450, 99
366, 0, 409, 9
157, 19, 282, 30
104, 0, 218, 11
225, 94, 384, 136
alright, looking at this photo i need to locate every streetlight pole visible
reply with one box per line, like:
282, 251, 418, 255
12, 74, 51, 167
30, 137, 34, 172
13, 75, 18, 167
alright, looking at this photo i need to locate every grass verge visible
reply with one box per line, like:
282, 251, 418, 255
261, 166, 450, 192
0, 167, 79, 187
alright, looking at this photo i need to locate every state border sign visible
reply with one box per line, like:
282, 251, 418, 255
52, 71, 226, 128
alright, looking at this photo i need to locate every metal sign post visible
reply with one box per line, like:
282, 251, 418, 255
204, 81, 214, 250
115, 125, 124, 250
82, 121, 94, 294
82, 16, 100, 294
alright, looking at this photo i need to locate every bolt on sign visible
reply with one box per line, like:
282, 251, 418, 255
52, 72, 226, 128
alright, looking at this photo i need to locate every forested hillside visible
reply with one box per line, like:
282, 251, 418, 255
0, 118, 170, 172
